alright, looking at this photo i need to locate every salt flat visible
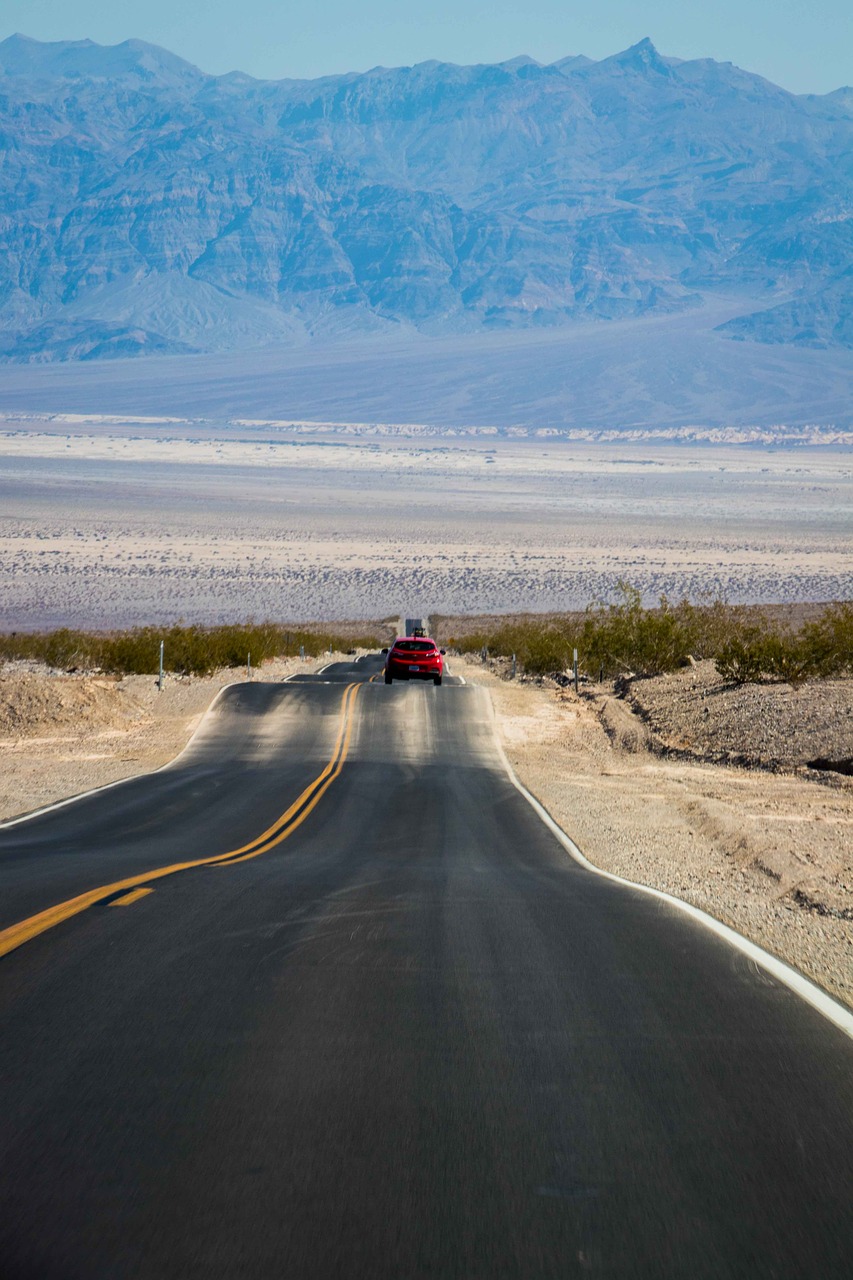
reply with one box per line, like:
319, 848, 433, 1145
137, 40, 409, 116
0, 424, 850, 628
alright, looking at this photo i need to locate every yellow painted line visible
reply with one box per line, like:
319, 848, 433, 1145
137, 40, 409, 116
214, 680, 361, 864
0, 683, 362, 961
109, 887, 154, 907
210, 682, 360, 862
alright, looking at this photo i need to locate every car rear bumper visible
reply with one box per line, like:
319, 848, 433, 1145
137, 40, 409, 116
386, 665, 442, 681
384, 670, 438, 680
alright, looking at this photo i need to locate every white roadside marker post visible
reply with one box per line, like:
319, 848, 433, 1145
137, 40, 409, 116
511, 652, 517, 679
573, 648, 579, 695
158, 640, 164, 693
247, 652, 252, 681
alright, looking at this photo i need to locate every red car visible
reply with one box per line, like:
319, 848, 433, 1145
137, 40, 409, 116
383, 637, 446, 685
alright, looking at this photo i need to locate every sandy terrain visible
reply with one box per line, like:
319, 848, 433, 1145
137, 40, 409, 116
1, 656, 849, 1014
0, 424, 850, 629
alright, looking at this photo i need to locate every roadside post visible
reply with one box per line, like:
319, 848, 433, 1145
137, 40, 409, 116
158, 640, 164, 693
247, 653, 252, 681
573, 648, 579, 694
299, 644, 305, 661
511, 653, 517, 679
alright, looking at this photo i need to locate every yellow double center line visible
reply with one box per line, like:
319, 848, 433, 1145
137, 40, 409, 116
0, 682, 362, 961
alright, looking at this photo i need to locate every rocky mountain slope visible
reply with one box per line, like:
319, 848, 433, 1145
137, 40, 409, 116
0, 33, 850, 360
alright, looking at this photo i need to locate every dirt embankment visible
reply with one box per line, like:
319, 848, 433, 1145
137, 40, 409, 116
621, 661, 852, 774
455, 655, 852, 1011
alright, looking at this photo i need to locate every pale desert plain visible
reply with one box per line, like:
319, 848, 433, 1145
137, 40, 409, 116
0, 416, 850, 628
0, 417, 850, 1010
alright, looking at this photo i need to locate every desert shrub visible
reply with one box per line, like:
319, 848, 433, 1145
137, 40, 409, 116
759, 633, 824, 688
450, 594, 853, 685
98, 628, 163, 674
0, 627, 96, 669
713, 603, 853, 686
714, 630, 770, 684
447, 589, 784, 681
511, 627, 573, 676
455, 632, 492, 657
469, 622, 574, 674
0, 631, 33, 663
580, 584, 694, 677
0, 622, 380, 676
800, 602, 853, 677
676, 596, 754, 659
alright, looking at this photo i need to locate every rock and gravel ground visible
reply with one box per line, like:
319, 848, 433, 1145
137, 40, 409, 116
1, 654, 850, 1012
624, 660, 853, 773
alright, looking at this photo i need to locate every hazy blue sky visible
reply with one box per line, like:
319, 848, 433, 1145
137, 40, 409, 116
2, 0, 850, 93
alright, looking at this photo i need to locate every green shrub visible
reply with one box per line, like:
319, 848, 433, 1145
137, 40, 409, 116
675, 596, 753, 660
800, 602, 853, 677
714, 604, 852, 686
759, 634, 822, 688
513, 628, 572, 676
0, 622, 380, 676
715, 630, 772, 685
449, 593, 851, 685
580, 584, 694, 677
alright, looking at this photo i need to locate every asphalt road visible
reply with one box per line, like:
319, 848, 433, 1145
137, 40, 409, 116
0, 654, 851, 1279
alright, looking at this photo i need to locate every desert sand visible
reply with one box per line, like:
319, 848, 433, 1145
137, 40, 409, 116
0, 421, 850, 629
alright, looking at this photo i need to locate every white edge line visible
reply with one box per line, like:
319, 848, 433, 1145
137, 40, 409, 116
488, 706, 853, 1043
0, 679, 243, 831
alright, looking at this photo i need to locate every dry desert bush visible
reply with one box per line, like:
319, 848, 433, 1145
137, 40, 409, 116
446, 586, 852, 684
0, 621, 380, 677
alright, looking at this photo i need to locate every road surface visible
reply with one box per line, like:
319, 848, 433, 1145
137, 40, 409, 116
0, 654, 851, 1278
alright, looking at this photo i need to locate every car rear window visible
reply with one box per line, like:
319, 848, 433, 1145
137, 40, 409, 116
394, 640, 436, 652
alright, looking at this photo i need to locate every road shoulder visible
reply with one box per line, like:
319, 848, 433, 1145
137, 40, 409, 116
453, 656, 852, 1012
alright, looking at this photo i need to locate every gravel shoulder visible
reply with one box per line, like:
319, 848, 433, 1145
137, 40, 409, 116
453, 656, 852, 1013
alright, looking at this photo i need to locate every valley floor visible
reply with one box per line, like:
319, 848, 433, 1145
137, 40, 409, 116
0, 427, 850, 628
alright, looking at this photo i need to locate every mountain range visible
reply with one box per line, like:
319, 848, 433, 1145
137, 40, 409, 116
0, 33, 851, 362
